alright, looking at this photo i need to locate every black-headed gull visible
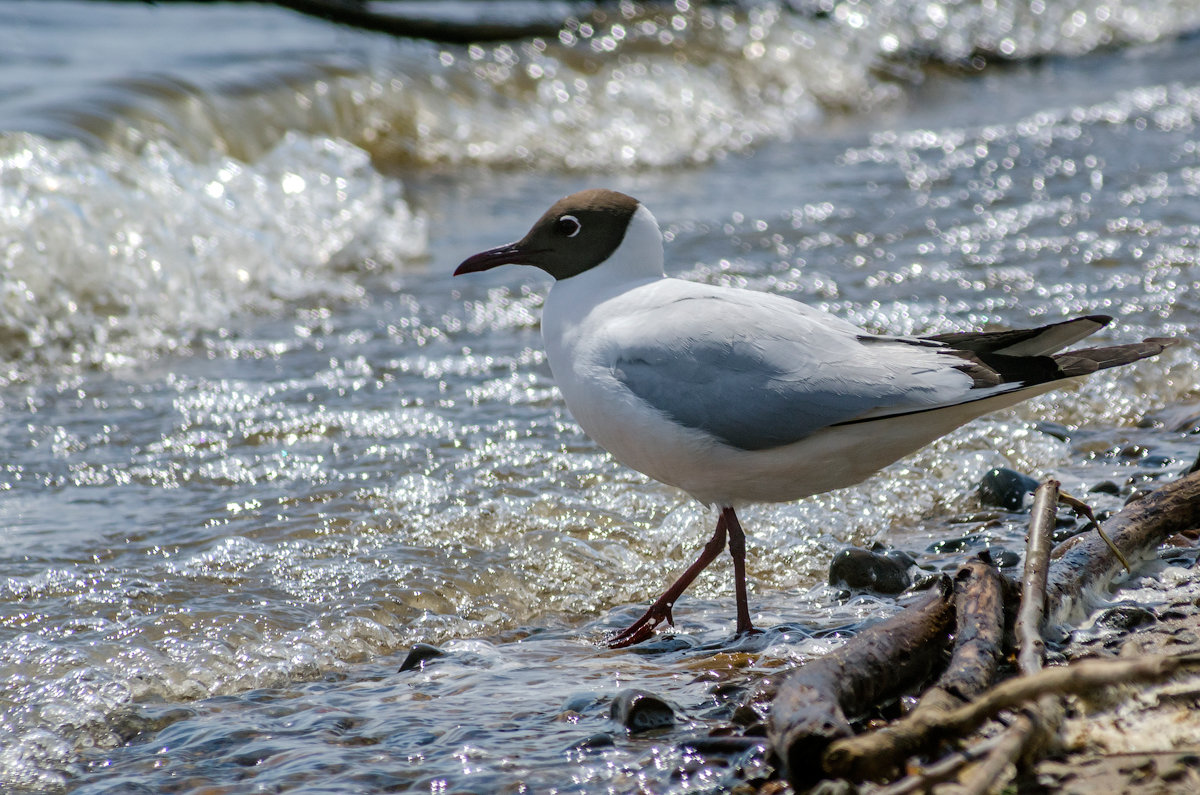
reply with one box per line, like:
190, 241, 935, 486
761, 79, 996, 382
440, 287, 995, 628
455, 188, 1174, 647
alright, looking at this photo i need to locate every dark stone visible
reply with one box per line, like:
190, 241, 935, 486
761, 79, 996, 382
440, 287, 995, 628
1142, 455, 1174, 468
398, 643, 446, 672
562, 692, 601, 713
928, 535, 976, 553
626, 635, 697, 654
709, 681, 745, 702
828, 547, 914, 594
1052, 523, 1087, 544
982, 546, 1020, 569
1089, 480, 1121, 495
730, 704, 761, 726
977, 468, 1039, 511
1095, 604, 1157, 632
1119, 444, 1149, 460
1035, 421, 1071, 441
677, 735, 765, 757
1125, 488, 1152, 506
569, 732, 615, 752
610, 689, 677, 732
1189, 450, 1200, 475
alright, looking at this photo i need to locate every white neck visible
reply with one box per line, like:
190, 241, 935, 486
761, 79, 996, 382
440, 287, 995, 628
541, 203, 665, 366
558, 204, 665, 290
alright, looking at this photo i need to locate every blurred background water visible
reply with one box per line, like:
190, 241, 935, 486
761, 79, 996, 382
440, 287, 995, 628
1, 1, 1199, 791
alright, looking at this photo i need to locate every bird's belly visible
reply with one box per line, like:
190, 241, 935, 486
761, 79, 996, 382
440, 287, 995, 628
570, 381, 1062, 507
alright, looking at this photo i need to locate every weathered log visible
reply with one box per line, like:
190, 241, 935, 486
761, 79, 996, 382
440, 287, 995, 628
767, 579, 955, 790
934, 557, 1008, 702
820, 558, 1008, 781
1047, 469, 1200, 624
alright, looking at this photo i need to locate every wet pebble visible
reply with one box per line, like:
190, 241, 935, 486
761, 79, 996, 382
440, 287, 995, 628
1035, 421, 1071, 441
398, 643, 445, 672
569, 732, 615, 752
610, 689, 677, 732
1096, 604, 1157, 632
730, 704, 761, 727
1125, 488, 1153, 506
982, 546, 1020, 569
627, 635, 697, 654
928, 534, 978, 553
678, 735, 764, 757
828, 547, 914, 594
1089, 480, 1121, 495
1052, 523, 1088, 544
562, 692, 602, 713
977, 467, 1039, 511
1160, 403, 1200, 433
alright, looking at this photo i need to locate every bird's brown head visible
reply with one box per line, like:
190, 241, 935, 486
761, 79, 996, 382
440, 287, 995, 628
454, 189, 641, 281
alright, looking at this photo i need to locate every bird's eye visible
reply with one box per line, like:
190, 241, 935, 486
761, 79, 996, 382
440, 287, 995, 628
554, 215, 581, 238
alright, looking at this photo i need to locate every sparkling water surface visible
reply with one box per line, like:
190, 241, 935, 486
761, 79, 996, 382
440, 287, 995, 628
2, 1, 1199, 792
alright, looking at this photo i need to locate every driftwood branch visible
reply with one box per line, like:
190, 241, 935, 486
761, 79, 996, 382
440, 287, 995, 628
820, 559, 1006, 781
873, 733, 1009, 795
935, 558, 1008, 701
823, 652, 1200, 782
1047, 469, 1200, 624
819, 471, 1200, 788
1016, 479, 1058, 674
958, 479, 1061, 794
766, 579, 955, 790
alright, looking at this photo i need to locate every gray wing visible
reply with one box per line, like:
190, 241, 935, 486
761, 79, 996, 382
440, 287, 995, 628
614, 342, 875, 450
608, 296, 970, 451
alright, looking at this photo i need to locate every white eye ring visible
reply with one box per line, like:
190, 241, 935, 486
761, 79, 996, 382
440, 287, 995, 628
557, 214, 581, 238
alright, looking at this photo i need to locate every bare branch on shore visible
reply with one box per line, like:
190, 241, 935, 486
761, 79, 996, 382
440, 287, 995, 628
766, 579, 955, 789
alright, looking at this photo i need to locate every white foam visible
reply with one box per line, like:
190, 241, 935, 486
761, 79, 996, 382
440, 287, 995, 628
0, 131, 426, 382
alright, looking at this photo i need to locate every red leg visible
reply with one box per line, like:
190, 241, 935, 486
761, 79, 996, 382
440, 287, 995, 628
607, 511, 729, 648
723, 507, 757, 636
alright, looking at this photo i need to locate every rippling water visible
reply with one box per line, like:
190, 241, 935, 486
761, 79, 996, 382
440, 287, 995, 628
2, 1, 1200, 791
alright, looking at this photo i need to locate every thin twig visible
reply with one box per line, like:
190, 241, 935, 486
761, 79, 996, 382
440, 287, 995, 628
1059, 490, 1131, 572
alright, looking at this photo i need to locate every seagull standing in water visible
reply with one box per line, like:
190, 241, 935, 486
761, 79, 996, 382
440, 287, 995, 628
455, 189, 1174, 647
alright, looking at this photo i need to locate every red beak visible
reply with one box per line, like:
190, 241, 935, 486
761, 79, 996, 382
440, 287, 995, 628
454, 242, 544, 276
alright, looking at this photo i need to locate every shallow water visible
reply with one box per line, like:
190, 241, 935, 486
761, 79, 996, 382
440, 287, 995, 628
2, 1, 1200, 792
